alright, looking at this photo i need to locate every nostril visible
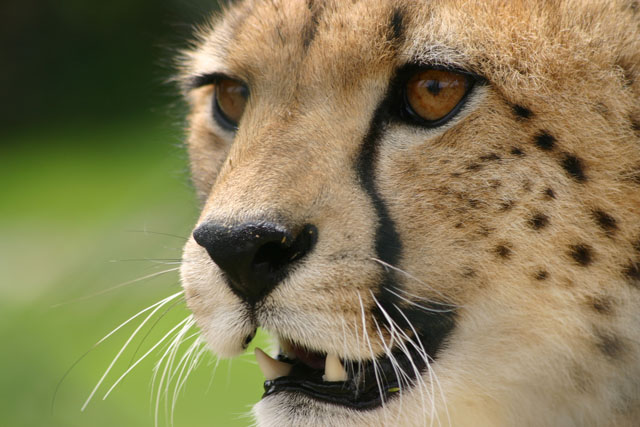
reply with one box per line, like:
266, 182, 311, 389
252, 241, 292, 273
252, 224, 317, 275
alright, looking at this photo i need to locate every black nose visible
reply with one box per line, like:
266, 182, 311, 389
192, 221, 318, 304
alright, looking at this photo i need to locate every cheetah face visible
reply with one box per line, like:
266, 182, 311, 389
179, 1, 640, 425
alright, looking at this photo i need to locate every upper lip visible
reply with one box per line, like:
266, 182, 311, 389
254, 338, 427, 410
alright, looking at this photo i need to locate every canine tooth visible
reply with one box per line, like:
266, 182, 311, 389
255, 348, 292, 380
323, 354, 347, 382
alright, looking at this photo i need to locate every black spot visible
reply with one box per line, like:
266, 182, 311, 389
569, 244, 593, 266
544, 188, 556, 199
624, 262, 640, 287
468, 199, 480, 208
535, 270, 548, 280
534, 131, 556, 151
388, 8, 405, 43
480, 153, 501, 162
561, 154, 587, 182
495, 244, 512, 259
528, 213, 549, 230
466, 162, 482, 171
513, 104, 533, 119
588, 295, 613, 315
593, 210, 618, 236
595, 330, 625, 360
510, 147, 525, 156
499, 200, 514, 211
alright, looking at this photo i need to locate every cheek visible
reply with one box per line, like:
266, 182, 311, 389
377, 146, 504, 297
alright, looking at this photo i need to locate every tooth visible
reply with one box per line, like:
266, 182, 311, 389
323, 354, 348, 382
255, 348, 292, 380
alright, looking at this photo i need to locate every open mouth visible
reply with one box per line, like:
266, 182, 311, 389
255, 338, 427, 410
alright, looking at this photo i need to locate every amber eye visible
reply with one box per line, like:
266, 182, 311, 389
404, 69, 472, 125
213, 78, 248, 130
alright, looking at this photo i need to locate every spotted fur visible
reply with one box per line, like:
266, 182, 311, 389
178, 0, 640, 425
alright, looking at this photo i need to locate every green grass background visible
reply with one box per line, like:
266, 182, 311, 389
0, 119, 270, 426
1, 3, 275, 424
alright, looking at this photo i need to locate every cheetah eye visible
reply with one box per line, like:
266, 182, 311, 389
213, 78, 248, 131
403, 69, 474, 126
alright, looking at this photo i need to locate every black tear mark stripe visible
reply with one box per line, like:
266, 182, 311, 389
356, 70, 456, 360
356, 102, 402, 268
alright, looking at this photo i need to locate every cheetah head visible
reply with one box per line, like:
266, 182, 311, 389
178, 0, 640, 425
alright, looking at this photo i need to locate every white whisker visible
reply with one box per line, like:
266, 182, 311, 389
392, 302, 450, 427
102, 315, 193, 400
81, 291, 183, 411
356, 292, 387, 417
170, 334, 203, 426
370, 258, 459, 309
154, 316, 195, 426
371, 294, 432, 425
384, 286, 457, 313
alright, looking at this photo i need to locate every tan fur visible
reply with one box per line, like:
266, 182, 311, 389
178, 0, 640, 425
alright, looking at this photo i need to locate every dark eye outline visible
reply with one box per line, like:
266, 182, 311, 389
204, 75, 249, 132
395, 65, 483, 128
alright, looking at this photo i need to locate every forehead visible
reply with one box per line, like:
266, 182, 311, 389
183, 0, 618, 102
185, 0, 486, 86
201, 0, 410, 89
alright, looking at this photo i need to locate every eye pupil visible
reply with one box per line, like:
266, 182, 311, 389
426, 79, 442, 96
214, 78, 248, 130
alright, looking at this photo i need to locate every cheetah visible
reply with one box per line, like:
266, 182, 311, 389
177, 0, 640, 425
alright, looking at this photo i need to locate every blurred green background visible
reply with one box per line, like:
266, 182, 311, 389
1, 1, 269, 426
